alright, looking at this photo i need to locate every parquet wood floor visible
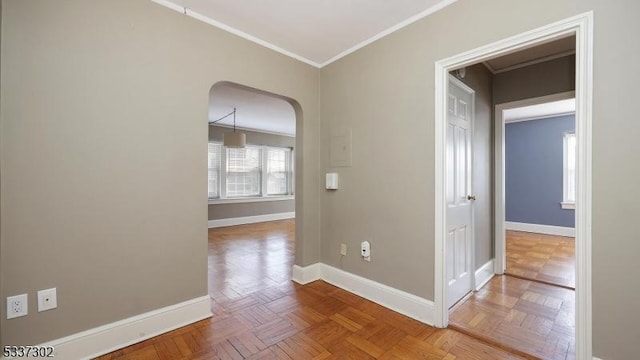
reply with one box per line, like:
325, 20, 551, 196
449, 275, 575, 360
505, 231, 575, 289
98, 220, 526, 359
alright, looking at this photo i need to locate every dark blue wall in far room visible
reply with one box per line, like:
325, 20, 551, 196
505, 114, 575, 228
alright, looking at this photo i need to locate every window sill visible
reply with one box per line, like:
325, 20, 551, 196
208, 195, 294, 205
561, 201, 575, 210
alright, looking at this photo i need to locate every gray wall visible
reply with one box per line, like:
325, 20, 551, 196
493, 55, 575, 104
320, 1, 640, 359
505, 115, 575, 227
0, 0, 320, 346
457, 64, 494, 269
2, 0, 640, 358
208, 125, 295, 220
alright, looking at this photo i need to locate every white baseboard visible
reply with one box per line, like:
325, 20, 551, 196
36, 296, 211, 360
292, 263, 322, 285
208, 212, 295, 228
292, 263, 434, 325
593, 357, 603, 360
505, 221, 575, 237
475, 259, 495, 291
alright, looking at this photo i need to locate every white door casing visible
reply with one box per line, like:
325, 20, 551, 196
493, 91, 576, 274
446, 75, 475, 309
434, 12, 592, 360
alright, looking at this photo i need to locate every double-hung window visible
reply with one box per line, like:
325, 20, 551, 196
226, 147, 261, 197
208, 142, 294, 200
562, 132, 576, 209
266, 147, 293, 195
207, 143, 221, 199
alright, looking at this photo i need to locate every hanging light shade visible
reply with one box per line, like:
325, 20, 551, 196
209, 107, 246, 148
223, 131, 246, 148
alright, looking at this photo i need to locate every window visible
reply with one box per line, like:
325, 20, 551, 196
208, 142, 293, 200
562, 132, 576, 209
208, 143, 221, 198
266, 148, 292, 195
227, 147, 261, 197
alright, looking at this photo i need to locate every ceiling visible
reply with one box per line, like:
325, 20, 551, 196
166, 1, 575, 134
484, 35, 575, 73
209, 83, 296, 136
153, 0, 455, 67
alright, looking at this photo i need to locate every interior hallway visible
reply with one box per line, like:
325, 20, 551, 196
449, 231, 576, 360
99, 220, 526, 359
505, 231, 575, 289
449, 276, 575, 360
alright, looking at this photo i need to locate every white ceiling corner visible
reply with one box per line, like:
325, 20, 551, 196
153, 1, 577, 134
152, 0, 457, 68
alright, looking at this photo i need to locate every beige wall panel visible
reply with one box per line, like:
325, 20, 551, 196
320, 1, 640, 358
493, 55, 575, 105
0, 0, 319, 346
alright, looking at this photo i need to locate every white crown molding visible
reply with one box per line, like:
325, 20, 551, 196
319, 0, 459, 67
292, 263, 434, 325
151, 0, 321, 68
151, 0, 458, 69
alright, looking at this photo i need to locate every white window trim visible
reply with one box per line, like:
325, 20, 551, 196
208, 141, 294, 201
562, 132, 576, 209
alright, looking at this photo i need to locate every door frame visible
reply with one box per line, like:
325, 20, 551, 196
434, 12, 593, 360
494, 90, 576, 274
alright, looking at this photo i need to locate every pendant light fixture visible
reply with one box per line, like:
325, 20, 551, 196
209, 107, 246, 148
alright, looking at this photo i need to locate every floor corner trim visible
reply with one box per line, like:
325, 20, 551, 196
475, 259, 495, 291
292, 263, 322, 284
292, 263, 434, 326
38, 295, 211, 360
505, 221, 575, 237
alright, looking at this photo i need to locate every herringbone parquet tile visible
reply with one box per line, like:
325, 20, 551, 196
449, 276, 575, 360
505, 231, 575, 289
98, 220, 524, 360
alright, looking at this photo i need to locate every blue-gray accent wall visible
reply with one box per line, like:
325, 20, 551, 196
505, 114, 575, 227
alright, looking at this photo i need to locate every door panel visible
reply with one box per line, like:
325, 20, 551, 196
446, 75, 474, 309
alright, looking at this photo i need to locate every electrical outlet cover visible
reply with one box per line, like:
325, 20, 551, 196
7, 294, 28, 319
37, 288, 57, 312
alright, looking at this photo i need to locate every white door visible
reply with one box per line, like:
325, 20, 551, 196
446, 75, 475, 309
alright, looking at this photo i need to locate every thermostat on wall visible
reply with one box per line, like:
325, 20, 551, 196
326, 173, 339, 190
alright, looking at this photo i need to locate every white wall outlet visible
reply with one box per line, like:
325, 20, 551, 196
340, 243, 347, 256
37, 288, 57, 312
7, 294, 28, 319
361, 241, 371, 261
